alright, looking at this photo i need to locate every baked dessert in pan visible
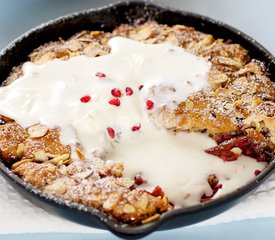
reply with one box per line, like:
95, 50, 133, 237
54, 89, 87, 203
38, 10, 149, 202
0, 2, 274, 238
1, 20, 273, 225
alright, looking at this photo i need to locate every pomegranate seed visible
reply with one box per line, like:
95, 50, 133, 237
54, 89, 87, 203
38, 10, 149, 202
125, 87, 134, 96
107, 127, 115, 139
95, 72, 106, 78
146, 100, 154, 110
254, 169, 261, 176
135, 174, 145, 185
132, 123, 141, 132
108, 98, 120, 106
151, 185, 165, 198
139, 85, 144, 90
80, 95, 91, 103
111, 88, 122, 97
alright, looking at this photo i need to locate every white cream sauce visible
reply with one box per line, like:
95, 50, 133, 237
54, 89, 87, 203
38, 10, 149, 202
0, 37, 266, 206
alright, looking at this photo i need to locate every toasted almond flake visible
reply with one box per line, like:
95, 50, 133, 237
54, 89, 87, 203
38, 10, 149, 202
27, 124, 48, 138
132, 26, 153, 40
11, 159, 33, 170
116, 178, 134, 188
34, 150, 48, 162
233, 100, 243, 107
46, 166, 56, 173
224, 103, 233, 110
123, 204, 136, 214
59, 165, 68, 175
134, 193, 148, 210
63, 158, 73, 165
160, 197, 170, 212
185, 99, 194, 111
75, 148, 86, 160
36, 52, 53, 64
270, 137, 275, 144
141, 214, 160, 224
231, 147, 242, 155
44, 181, 67, 195
56, 160, 64, 167
103, 193, 121, 211
16, 143, 25, 157
45, 152, 59, 158
110, 162, 124, 177
49, 153, 70, 165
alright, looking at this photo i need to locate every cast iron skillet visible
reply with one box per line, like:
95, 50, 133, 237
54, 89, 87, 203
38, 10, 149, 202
0, 1, 274, 238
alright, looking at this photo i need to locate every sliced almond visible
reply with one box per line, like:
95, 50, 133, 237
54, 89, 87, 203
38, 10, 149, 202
75, 148, 85, 160
45, 152, 59, 158
49, 153, 70, 165
63, 158, 73, 165
116, 178, 134, 189
224, 103, 233, 110
132, 26, 153, 40
36, 52, 53, 64
34, 150, 48, 162
11, 159, 33, 170
185, 99, 194, 111
123, 203, 136, 214
134, 193, 148, 211
44, 181, 67, 195
16, 143, 25, 158
56, 160, 64, 167
141, 214, 160, 224
111, 162, 124, 177
27, 124, 48, 138
233, 100, 243, 107
103, 193, 121, 212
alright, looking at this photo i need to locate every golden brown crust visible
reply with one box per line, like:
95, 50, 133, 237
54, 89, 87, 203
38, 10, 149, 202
0, 122, 28, 164
13, 162, 62, 189
13, 158, 170, 224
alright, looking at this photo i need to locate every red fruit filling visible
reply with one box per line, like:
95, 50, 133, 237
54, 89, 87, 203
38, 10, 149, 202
125, 87, 134, 96
138, 85, 144, 90
107, 127, 115, 139
205, 135, 268, 162
108, 98, 121, 106
146, 100, 154, 110
132, 123, 141, 132
95, 72, 106, 78
200, 183, 223, 203
80, 95, 91, 103
111, 88, 122, 97
213, 133, 236, 144
151, 185, 165, 198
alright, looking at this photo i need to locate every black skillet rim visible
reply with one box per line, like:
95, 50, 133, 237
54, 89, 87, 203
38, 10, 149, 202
0, 1, 274, 238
